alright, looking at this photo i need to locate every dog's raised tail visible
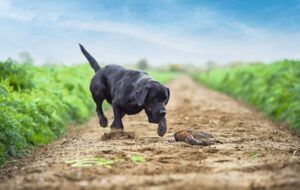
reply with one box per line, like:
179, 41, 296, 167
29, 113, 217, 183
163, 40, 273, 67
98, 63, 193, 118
79, 44, 101, 72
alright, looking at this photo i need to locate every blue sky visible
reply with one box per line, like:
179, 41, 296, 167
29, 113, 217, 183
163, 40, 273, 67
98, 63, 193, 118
0, 0, 299, 65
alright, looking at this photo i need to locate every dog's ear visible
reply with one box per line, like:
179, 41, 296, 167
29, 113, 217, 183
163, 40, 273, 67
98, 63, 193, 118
166, 87, 170, 104
135, 85, 149, 106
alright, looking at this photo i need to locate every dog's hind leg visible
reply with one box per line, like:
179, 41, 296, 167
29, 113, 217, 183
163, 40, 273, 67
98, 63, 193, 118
92, 93, 108, 127
96, 101, 108, 127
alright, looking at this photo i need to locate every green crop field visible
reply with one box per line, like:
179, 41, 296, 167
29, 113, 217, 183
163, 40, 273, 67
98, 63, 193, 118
192, 60, 300, 132
0, 60, 176, 165
0, 60, 96, 165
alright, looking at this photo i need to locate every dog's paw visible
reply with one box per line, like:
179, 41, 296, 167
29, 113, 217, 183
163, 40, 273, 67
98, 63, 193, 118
157, 118, 167, 137
99, 117, 108, 127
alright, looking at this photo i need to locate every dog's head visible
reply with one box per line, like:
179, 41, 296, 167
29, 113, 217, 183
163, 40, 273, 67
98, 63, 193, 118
135, 81, 170, 123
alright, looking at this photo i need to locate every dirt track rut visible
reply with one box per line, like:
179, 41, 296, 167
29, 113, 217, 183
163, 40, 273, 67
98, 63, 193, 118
1, 76, 300, 190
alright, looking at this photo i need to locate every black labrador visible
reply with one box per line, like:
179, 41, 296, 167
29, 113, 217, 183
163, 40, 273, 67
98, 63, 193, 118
79, 44, 170, 136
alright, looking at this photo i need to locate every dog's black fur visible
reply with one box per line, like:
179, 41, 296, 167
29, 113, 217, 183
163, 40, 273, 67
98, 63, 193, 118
79, 44, 170, 136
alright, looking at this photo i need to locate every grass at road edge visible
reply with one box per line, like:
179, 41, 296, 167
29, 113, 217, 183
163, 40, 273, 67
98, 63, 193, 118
192, 60, 300, 132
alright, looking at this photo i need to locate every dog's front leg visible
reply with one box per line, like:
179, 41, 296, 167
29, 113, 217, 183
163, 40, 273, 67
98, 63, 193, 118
158, 117, 167, 137
111, 105, 124, 130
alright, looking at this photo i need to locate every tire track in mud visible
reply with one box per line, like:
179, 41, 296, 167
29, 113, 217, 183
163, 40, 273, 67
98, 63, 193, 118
0, 76, 299, 190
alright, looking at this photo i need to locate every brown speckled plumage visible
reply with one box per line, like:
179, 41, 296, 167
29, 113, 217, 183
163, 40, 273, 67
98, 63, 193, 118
173, 129, 222, 146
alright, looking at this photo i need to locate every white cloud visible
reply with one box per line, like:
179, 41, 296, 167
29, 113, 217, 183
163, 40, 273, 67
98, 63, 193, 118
59, 19, 205, 54
0, 0, 35, 21
0, 0, 10, 10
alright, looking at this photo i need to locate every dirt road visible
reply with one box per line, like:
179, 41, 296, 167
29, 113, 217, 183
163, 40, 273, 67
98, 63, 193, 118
1, 76, 299, 190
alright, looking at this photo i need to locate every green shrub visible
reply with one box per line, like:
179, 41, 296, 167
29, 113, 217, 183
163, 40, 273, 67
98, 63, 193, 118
0, 59, 33, 90
0, 60, 97, 165
193, 60, 300, 131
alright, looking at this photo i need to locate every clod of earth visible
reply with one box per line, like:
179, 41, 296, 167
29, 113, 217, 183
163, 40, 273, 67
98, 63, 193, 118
101, 130, 136, 141
170, 129, 222, 146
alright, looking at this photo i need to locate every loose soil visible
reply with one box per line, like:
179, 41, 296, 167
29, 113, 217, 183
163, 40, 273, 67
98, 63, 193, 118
1, 76, 299, 190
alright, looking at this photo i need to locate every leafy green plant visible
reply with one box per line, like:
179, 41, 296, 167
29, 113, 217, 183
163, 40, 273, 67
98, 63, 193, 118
250, 152, 260, 159
0, 59, 33, 90
192, 60, 300, 132
65, 157, 121, 168
131, 155, 145, 163
0, 60, 97, 165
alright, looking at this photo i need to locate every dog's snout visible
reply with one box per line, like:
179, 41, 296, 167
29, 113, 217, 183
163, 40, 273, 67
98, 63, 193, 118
159, 109, 166, 117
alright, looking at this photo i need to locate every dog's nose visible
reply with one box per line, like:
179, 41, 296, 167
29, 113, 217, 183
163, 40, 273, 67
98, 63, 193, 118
159, 109, 166, 117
